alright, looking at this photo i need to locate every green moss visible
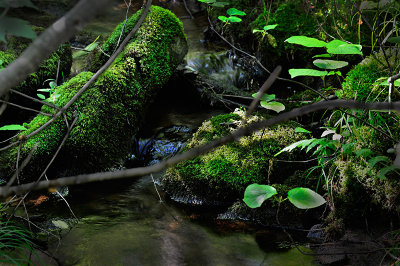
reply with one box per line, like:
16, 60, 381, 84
163, 109, 307, 202
0, 6, 187, 179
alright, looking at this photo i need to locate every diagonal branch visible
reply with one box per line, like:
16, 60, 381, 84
1, 100, 400, 197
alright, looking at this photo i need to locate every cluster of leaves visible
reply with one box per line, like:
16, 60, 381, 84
252, 93, 285, 113
285, 36, 362, 79
243, 184, 326, 209
218, 8, 246, 24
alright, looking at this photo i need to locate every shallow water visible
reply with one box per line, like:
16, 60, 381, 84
43, 174, 313, 266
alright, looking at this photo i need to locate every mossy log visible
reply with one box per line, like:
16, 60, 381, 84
0, 6, 188, 180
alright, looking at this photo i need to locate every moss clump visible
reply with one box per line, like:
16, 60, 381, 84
0, 6, 188, 179
0, 41, 72, 96
340, 47, 400, 102
163, 109, 308, 202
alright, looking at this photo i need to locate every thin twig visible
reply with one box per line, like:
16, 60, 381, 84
0, 99, 53, 116
10, 89, 60, 110
151, 173, 163, 203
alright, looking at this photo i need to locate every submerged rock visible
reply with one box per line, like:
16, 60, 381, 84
0, 6, 188, 180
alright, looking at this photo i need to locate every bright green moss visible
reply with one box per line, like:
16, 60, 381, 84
341, 63, 385, 101
0, 6, 187, 179
163, 110, 307, 202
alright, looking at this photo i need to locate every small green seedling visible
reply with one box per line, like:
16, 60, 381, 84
218, 8, 246, 25
252, 93, 285, 113
243, 184, 326, 209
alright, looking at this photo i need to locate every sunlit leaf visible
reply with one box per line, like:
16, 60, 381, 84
0, 124, 26, 131
285, 36, 327, 48
327, 43, 363, 55
227, 8, 246, 16
243, 184, 277, 208
312, 54, 332, 58
260, 101, 285, 112
252, 93, 275, 101
287, 187, 326, 209
295, 127, 311, 134
264, 24, 278, 31
289, 68, 328, 78
218, 16, 228, 22
313, 59, 348, 70
37, 93, 46, 100
227, 16, 242, 23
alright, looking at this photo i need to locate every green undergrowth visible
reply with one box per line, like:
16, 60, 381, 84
0, 6, 187, 179
163, 109, 309, 202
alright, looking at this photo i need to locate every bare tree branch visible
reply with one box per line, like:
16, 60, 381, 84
0, 0, 111, 98
1, 100, 400, 198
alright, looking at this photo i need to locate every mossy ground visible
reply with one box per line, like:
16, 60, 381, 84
0, 6, 188, 179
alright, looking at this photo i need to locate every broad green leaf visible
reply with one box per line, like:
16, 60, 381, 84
252, 93, 275, 101
264, 24, 278, 31
0, 17, 36, 42
252, 29, 264, 33
37, 88, 51, 92
227, 8, 246, 16
198, 0, 216, 3
327, 44, 363, 55
287, 187, 326, 209
289, 68, 328, 78
378, 165, 399, 179
227, 16, 242, 23
37, 93, 46, 100
326, 39, 348, 49
355, 148, 374, 159
260, 101, 285, 112
380, 79, 400, 86
218, 16, 228, 22
243, 184, 277, 208
368, 156, 389, 168
313, 59, 349, 70
295, 127, 311, 134
0, 124, 26, 131
312, 54, 332, 58
285, 36, 327, 48
387, 36, 400, 44
52, 220, 69, 229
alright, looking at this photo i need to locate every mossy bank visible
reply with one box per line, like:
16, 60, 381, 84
0, 6, 188, 180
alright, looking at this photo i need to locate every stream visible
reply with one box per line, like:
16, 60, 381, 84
27, 1, 315, 265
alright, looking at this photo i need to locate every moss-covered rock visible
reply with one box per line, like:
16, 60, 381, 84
0, 6, 188, 179
340, 46, 400, 102
331, 125, 400, 221
162, 109, 309, 204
